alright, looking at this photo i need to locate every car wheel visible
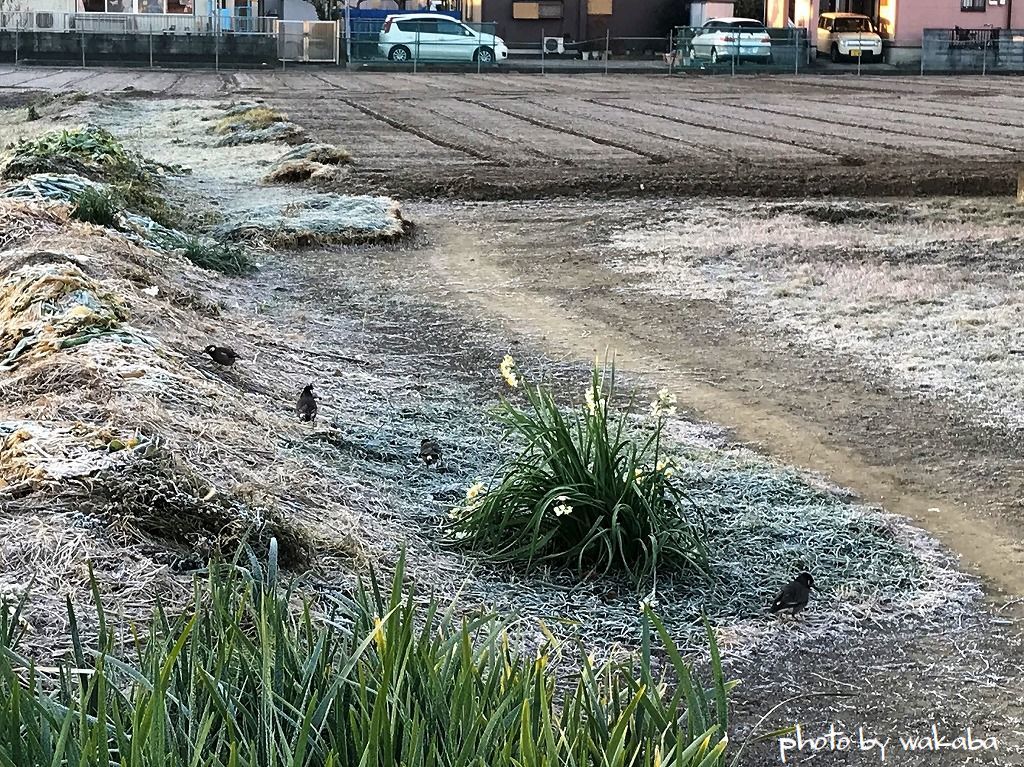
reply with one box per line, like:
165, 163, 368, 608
710, 46, 719, 64
830, 44, 840, 63
388, 45, 411, 62
474, 46, 495, 64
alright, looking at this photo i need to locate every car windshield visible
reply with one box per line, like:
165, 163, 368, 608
833, 17, 874, 33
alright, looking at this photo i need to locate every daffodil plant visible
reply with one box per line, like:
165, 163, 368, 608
447, 357, 707, 587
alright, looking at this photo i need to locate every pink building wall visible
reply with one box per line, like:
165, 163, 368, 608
896, 2, 1024, 45
769, 0, 1024, 46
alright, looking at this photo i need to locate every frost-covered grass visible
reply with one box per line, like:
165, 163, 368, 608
608, 199, 1024, 431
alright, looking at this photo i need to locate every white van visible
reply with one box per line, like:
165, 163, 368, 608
378, 13, 508, 64
817, 13, 883, 63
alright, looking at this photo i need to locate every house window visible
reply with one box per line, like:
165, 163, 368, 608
512, 0, 562, 19
538, 1, 562, 18
961, 0, 985, 10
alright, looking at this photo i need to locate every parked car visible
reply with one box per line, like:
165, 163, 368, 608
817, 12, 883, 63
688, 17, 772, 64
378, 13, 508, 64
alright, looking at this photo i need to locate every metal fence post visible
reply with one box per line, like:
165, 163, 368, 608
541, 27, 545, 75
215, 15, 220, 71
857, 32, 862, 76
920, 34, 925, 75
794, 27, 799, 75
149, 29, 154, 68
667, 28, 673, 74
344, 2, 351, 69
982, 37, 988, 76
414, 24, 419, 73
604, 29, 609, 75
13, 27, 18, 68
81, 27, 85, 68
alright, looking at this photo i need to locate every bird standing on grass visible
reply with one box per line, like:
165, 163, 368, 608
769, 572, 816, 617
297, 383, 318, 424
204, 345, 240, 367
419, 437, 442, 467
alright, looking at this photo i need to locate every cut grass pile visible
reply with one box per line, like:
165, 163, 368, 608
0, 258, 128, 371
264, 142, 353, 184
448, 359, 707, 587
0, 174, 254, 276
0, 547, 734, 767
0, 125, 183, 227
0, 197, 360, 658
215, 194, 407, 248
213, 105, 305, 147
213, 105, 285, 134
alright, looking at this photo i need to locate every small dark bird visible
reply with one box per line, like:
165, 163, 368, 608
204, 345, 240, 366
769, 572, 815, 617
297, 383, 317, 423
419, 437, 442, 467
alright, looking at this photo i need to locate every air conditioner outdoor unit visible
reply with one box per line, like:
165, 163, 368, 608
542, 35, 564, 54
34, 12, 54, 29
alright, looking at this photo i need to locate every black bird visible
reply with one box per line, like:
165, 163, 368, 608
769, 572, 815, 617
204, 345, 240, 366
297, 383, 317, 424
419, 437, 442, 467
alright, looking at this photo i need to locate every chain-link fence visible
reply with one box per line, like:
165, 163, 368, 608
921, 27, 1024, 75
0, 11, 283, 67
672, 25, 809, 75
346, 16, 501, 70
4, 15, 1022, 77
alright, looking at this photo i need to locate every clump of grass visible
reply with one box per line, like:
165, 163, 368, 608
214, 106, 285, 135
448, 357, 707, 587
173, 235, 254, 275
25, 104, 39, 122
0, 544, 734, 767
69, 186, 119, 227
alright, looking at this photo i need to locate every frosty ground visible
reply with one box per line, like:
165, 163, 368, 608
1, 72, 1024, 766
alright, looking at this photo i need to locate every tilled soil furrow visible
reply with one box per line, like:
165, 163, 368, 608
696, 98, 1024, 154
587, 97, 832, 158
459, 97, 667, 162
337, 96, 505, 164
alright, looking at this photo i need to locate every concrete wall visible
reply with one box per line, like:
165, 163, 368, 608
0, 29, 277, 64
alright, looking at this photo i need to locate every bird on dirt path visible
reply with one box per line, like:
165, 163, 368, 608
204, 345, 240, 367
297, 383, 318, 424
419, 437, 442, 467
769, 572, 815, 617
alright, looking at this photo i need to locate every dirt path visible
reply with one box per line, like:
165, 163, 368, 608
387, 204, 1024, 606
